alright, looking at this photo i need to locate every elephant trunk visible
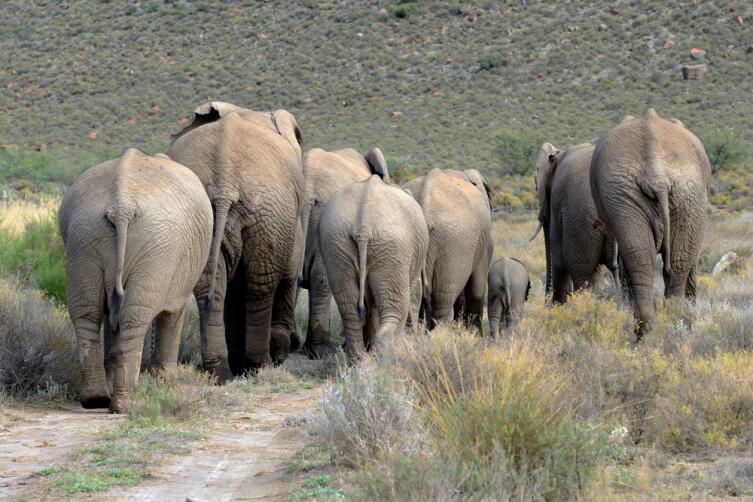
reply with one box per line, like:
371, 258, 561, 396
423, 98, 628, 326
356, 238, 368, 322
201, 198, 231, 334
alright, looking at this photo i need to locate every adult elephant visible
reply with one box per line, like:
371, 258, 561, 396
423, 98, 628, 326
59, 148, 212, 413
169, 101, 304, 380
319, 175, 429, 361
530, 141, 620, 303
300, 147, 389, 359
403, 168, 493, 332
590, 109, 711, 337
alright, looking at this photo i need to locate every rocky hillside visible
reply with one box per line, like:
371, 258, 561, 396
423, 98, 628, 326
1, 1, 752, 178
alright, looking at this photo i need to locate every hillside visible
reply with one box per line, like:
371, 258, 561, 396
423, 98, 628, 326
1, 0, 752, 180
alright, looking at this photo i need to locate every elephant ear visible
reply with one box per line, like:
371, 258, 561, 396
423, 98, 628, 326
464, 169, 492, 209
270, 110, 303, 158
365, 147, 390, 183
171, 101, 251, 142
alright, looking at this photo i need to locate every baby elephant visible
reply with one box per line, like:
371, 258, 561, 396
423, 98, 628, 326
318, 175, 429, 361
59, 148, 212, 413
487, 257, 530, 336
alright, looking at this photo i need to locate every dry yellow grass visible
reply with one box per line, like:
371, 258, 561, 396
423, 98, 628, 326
0, 197, 59, 237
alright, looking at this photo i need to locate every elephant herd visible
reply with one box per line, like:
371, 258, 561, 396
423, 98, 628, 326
58, 103, 710, 412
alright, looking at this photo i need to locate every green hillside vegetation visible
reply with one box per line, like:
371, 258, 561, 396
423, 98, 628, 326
1, 0, 752, 192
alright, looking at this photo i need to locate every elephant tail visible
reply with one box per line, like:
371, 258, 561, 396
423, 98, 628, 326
201, 198, 231, 334
356, 238, 368, 322
106, 214, 130, 332
420, 267, 432, 328
658, 189, 675, 285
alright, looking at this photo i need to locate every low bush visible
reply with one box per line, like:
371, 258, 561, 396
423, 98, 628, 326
126, 365, 215, 425
0, 277, 78, 399
0, 212, 66, 303
701, 130, 751, 174
316, 360, 424, 466
494, 129, 546, 177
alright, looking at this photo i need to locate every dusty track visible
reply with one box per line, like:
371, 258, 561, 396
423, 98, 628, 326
0, 381, 324, 501
0, 405, 121, 499
108, 385, 323, 501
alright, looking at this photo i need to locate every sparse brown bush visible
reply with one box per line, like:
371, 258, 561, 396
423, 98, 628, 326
126, 365, 215, 425
0, 277, 78, 399
315, 359, 425, 467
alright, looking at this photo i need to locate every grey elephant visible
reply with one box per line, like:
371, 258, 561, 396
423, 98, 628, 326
299, 147, 389, 359
59, 148, 212, 413
169, 101, 304, 380
318, 175, 429, 361
590, 109, 711, 337
530, 142, 620, 303
403, 168, 493, 332
487, 257, 530, 336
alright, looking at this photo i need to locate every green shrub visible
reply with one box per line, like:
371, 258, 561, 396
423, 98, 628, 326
393, 2, 417, 19
0, 213, 66, 302
701, 130, 751, 174
495, 129, 546, 177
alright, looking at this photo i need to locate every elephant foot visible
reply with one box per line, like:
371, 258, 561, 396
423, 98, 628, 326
289, 331, 302, 353
270, 328, 292, 366
301, 340, 335, 360
205, 362, 234, 384
80, 394, 111, 410
108, 394, 128, 414
241, 353, 272, 374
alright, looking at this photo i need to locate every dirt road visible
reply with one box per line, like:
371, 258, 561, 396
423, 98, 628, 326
0, 405, 122, 499
108, 385, 324, 501
0, 382, 324, 501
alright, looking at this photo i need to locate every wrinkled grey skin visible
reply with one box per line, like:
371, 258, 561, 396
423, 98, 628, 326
168, 101, 303, 380
59, 149, 212, 413
318, 175, 428, 361
299, 147, 389, 359
403, 169, 493, 333
487, 257, 530, 336
531, 142, 620, 303
590, 109, 711, 337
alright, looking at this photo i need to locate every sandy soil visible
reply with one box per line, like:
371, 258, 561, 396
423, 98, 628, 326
107, 385, 324, 501
0, 382, 324, 501
0, 404, 122, 499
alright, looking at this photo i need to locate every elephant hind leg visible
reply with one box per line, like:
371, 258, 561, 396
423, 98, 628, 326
463, 265, 486, 335
303, 252, 335, 359
68, 262, 110, 409
551, 266, 571, 304
149, 307, 186, 370
487, 293, 502, 338
109, 321, 149, 414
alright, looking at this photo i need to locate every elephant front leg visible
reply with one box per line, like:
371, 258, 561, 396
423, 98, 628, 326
108, 325, 147, 414
487, 294, 502, 338
149, 308, 186, 370
303, 253, 335, 359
